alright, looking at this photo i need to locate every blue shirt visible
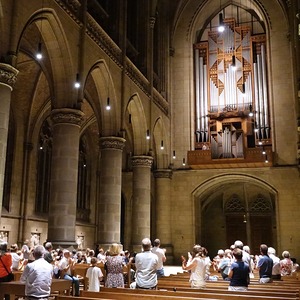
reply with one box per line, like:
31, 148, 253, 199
257, 255, 273, 278
229, 261, 250, 287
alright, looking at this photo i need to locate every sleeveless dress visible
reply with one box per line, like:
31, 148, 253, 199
188, 257, 208, 289
105, 255, 124, 288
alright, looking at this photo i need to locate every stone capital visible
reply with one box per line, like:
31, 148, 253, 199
154, 169, 173, 179
131, 156, 153, 168
0, 63, 19, 89
100, 136, 126, 151
51, 108, 84, 126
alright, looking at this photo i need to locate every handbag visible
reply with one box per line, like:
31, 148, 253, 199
0, 255, 14, 282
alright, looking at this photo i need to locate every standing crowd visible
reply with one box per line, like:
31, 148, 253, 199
181, 239, 299, 291
0, 237, 298, 299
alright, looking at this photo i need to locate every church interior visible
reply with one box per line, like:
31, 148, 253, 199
0, 0, 299, 264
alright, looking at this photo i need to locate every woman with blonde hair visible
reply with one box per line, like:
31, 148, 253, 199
105, 243, 125, 288
280, 250, 293, 276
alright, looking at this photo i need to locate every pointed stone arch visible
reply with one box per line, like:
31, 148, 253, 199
125, 94, 148, 156
192, 173, 278, 255
153, 117, 169, 169
86, 60, 118, 136
17, 8, 78, 108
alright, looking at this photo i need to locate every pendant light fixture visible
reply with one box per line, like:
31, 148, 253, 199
74, 73, 80, 89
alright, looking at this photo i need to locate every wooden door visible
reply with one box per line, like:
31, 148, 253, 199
250, 215, 273, 255
226, 215, 247, 247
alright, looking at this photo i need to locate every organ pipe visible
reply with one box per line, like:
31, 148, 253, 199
261, 44, 269, 129
195, 49, 200, 131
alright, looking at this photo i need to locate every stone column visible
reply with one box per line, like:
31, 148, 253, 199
97, 137, 126, 248
131, 156, 153, 251
0, 63, 18, 222
47, 108, 84, 248
153, 169, 174, 264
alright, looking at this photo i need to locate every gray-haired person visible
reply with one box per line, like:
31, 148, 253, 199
20, 245, 53, 300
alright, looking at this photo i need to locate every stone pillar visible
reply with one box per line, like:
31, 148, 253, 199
97, 137, 126, 248
0, 63, 18, 222
47, 108, 84, 248
131, 156, 153, 252
153, 169, 174, 264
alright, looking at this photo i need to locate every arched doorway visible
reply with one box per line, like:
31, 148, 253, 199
194, 175, 278, 256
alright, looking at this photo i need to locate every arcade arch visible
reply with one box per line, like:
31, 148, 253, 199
193, 174, 278, 255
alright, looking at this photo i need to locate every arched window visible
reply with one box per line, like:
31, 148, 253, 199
225, 194, 245, 213
35, 119, 52, 213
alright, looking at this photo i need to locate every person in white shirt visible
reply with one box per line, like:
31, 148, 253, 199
134, 238, 158, 289
268, 247, 281, 280
151, 239, 166, 278
20, 245, 53, 300
10, 244, 21, 271
86, 257, 103, 291
59, 249, 80, 296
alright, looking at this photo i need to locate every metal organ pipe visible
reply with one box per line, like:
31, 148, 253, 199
203, 66, 208, 139
253, 63, 260, 136
257, 54, 265, 138
200, 57, 205, 140
195, 49, 200, 132
261, 44, 269, 138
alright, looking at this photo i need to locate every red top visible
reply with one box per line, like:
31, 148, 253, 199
0, 253, 12, 278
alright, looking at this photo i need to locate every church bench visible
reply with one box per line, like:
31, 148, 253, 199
55, 296, 109, 300
157, 280, 300, 296
80, 289, 299, 300
98, 286, 299, 299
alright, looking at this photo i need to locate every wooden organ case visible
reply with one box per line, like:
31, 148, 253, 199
188, 18, 272, 169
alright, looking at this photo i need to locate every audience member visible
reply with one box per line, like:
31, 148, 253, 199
181, 244, 209, 289
0, 241, 13, 300
44, 242, 53, 264
86, 249, 95, 264
256, 244, 273, 283
86, 257, 103, 291
234, 240, 251, 269
217, 249, 231, 280
21, 239, 31, 264
134, 238, 158, 289
151, 238, 166, 278
228, 247, 250, 291
268, 247, 281, 280
20, 245, 53, 300
243, 245, 254, 278
59, 249, 80, 296
96, 248, 106, 263
105, 243, 125, 288
280, 250, 293, 276
10, 243, 21, 271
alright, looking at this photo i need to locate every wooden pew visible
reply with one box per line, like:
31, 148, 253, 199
101, 287, 299, 299
80, 289, 298, 300
98, 286, 299, 299
0, 279, 72, 299
73, 263, 89, 290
